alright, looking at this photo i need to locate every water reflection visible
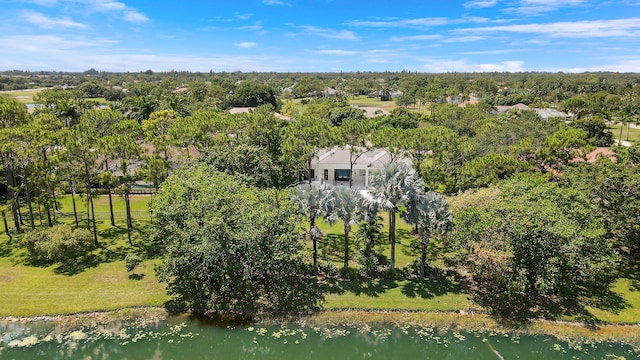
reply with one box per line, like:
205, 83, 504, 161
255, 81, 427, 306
0, 315, 638, 359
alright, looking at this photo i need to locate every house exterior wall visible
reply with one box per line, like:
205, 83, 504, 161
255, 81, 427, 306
312, 163, 375, 188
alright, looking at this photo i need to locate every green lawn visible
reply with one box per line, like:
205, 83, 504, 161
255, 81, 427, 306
609, 123, 640, 144
2, 194, 640, 323
348, 95, 398, 112
0, 89, 44, 104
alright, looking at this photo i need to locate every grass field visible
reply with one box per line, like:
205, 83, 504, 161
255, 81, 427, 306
609, 123, 640, 144
0, 89, 44, 104
348, 95, 398, 112
1, 193, 640, 324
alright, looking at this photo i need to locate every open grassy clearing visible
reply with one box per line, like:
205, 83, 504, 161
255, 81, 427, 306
0, 89, 43, 104
1, 194, 640, 323
609, 123, 640, 144
348, 95, 397, 112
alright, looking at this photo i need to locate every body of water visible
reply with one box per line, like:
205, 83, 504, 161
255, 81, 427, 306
1, 314, 638, 359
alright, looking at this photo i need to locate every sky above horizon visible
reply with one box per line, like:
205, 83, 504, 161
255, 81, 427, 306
1, 0, 640, 73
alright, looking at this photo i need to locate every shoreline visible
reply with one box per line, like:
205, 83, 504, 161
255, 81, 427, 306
2, 307, 639, 347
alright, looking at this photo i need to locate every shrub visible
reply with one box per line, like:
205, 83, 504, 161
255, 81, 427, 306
317, 261, 339, 278
124, 253, 143, 273
382, 267, 405, 281
339, 266, 361, 280
23, 225, 94, 263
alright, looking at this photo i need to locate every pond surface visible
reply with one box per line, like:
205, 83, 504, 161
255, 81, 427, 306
1, 314, 638, 359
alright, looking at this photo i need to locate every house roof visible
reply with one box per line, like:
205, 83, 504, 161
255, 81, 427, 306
228, 107, 291, 121
312, 146, 409, 168
495, 103, 571, 119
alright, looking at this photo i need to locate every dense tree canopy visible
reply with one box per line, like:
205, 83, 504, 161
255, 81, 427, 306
450, 175, 620, 319
153, 163, 324, 315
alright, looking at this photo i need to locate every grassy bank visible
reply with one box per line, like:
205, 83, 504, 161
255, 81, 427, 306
1, 195, 640, 325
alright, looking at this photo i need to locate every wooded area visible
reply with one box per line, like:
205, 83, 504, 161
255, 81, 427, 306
2, 70, 640, 320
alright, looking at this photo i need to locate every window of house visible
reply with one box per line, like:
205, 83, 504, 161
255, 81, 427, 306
335, 169, 350, 182
323, 169, 328, 181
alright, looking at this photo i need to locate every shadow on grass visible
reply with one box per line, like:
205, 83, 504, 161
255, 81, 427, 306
53, 254, 103, 275
324, 278, 400, 297
400, 277, 463, 299
0, 238, 15, 258
129, 273, 146, 280
319, 233, 346, 264
12, 219, 162, 276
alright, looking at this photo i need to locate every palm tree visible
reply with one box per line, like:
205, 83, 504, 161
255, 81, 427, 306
401, 192, 453, 278
356, 195, 383, 259
369, 162, 424, 270
324, 186, 363, 270
292, 182, 331, 274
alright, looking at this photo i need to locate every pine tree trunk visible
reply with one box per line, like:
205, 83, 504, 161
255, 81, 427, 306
22, 167, 35, 230
89, 192, 98, 245
84, 161, 98, 245
125, 189, 133, 246
2, 210, 11, 240
71, 184, 79, 228
105, 159, 115, 226
389, 208, 396, 270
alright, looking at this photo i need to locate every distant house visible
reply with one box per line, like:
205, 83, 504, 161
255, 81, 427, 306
228, 107, 291, 121
309, 146, 410, 188
495, 103, 572, 120
101, 142, 200, 181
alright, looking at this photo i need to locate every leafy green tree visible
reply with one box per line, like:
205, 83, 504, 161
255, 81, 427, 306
200, 143, 283, 188
325, 106, 365, 127
153, 164, 324, 315
23, 224, 94, 264
458, 153, 530, 190
124, 253, 143, 275
537, 127, 589, 171
451, 176, 620, 319
282, 116, 335, 184
64, 121, 99, 243
563, 161, 640, 258
569, 116, 613, 147
231, 81, 278, 110
369, 162, 424, 270
103, 120, 143, 245
340, 118, 374, 188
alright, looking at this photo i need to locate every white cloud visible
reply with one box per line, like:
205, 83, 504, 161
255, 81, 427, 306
348, 16, 490, 29
237, 21, 263, 31
299, 25, 359, 40
262, 0, 291, 6
235, 13, 253, 20
235, 42, 257, 48
464, 0, 498, 8
459, 18, 640, 38
440, 36, 486, 43
508, 0, 589, 15
27, 0, 58, 5
23, 10, 87, 29
57, 0, 149, 23
123, 10, 149, 23
420, 58, 524, 72
390, 34, 442, 42
314, 49, 359, 55
348, 17, 451, 29
0, 35, 101, 52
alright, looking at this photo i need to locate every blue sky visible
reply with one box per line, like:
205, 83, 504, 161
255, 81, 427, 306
1, 0, 640, 72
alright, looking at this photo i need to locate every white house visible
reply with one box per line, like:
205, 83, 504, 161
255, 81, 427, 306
309, 146, 410, 188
